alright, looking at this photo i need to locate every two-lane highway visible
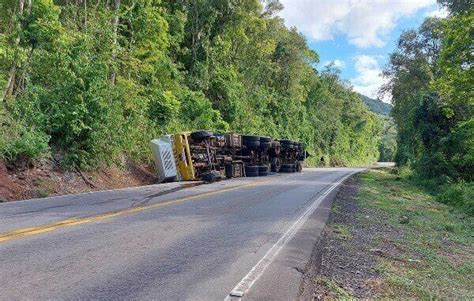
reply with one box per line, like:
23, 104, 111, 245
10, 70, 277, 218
0, 167, 362, 300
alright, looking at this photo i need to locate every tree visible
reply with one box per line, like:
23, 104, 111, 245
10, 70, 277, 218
1, 0, 383, 169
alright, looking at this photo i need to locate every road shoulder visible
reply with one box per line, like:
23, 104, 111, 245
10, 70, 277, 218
243, 173, 351, 300
299, 169, 473, 299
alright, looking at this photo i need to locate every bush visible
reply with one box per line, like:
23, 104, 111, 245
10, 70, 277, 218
0, 121, 50, 163
437, 183, 474, 216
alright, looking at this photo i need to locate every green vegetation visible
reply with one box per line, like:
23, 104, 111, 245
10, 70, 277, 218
360, 94, 392, 117
314, 277, 353, 299
331, 224, 352, 240
357, 94, 396, 163
0, 0, 382, 169
383, 1, 473, 212
358, 169, 473, 299
378, 117, 397, 162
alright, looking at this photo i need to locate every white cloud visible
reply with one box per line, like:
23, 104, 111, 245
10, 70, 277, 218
350, 55, 390, 101
426, 7, 449, 18
279, 0, 435, 48
323, 59, 346, 69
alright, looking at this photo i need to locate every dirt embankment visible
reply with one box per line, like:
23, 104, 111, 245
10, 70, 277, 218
0, 159, 157, 202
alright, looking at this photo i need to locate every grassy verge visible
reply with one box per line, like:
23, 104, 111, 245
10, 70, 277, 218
358, 168, 473, 299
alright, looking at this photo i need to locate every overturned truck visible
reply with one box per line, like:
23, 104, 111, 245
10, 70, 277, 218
151, 131, 307, 182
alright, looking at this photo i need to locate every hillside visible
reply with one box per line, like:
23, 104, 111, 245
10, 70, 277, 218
1, 1, 382, 171
360, 94, 392, 116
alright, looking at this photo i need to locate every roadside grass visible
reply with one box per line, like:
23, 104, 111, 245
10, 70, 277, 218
358, 168, 474, 299
331, 224, 352, 240
314, 277, 353, 299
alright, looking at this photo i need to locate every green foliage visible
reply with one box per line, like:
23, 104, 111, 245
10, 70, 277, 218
360, 94, 392, 116
379, 117, 397, 162
384, 6, 473, 214
437, 183, 474, 216
358, 169, 474, 298
0, 0, 381, 169
437, 0, 473, 15
0, 107, 49, 163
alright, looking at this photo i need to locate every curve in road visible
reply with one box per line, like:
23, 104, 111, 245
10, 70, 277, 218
0, 167, 362, 300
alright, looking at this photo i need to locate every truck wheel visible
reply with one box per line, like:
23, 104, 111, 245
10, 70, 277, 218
280, 163, 295, 173
225, 164, 234, 178
243, 139, 260, 148
259, 141, 271, 149
246, 165, 259, 177
280, 140, 294, 149
201, 171, 221, 182
245, 165, 259, 173
246, 171, 259, 177
242, 135, 260, 141
260, 136, 271, 143
258, 165, 268, 176
191, 130, 213, 141
271, 163, 280, 172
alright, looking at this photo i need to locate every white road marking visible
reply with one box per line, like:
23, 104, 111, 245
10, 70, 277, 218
224, 171, 358, 300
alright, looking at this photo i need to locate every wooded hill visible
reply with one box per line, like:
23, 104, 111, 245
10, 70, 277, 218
360, 94, 392, 117
0, 0, 382, 169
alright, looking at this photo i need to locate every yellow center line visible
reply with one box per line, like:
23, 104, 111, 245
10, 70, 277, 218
0, 174, 294, 243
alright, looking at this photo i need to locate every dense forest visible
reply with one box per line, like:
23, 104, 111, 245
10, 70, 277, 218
360, 94, 392, 117
382, 0, 473, 214
0, 0, 382, 169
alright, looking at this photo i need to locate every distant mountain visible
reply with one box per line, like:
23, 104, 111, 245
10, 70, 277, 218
360, 94, 392, 116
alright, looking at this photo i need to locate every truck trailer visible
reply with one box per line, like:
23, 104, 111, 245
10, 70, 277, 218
151, 131, 306, 183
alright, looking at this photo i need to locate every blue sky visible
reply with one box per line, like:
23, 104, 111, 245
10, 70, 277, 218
279, 0, 447, 102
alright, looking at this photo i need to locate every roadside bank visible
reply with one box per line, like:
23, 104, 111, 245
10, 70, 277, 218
0, 159, 156, 202
300, 168, 473, 299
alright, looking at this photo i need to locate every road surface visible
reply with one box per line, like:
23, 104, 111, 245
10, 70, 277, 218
0, 167, 362, 300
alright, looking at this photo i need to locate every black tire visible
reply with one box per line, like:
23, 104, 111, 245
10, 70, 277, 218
271, 163, 281, 172
279, 139, 292, 144
280, 163, 295, 173
259, 172, 268, 176
259, 141, 271, 149
243, 139, 260, 148
201, 171, 221, 182
191, 130, 213, 141
225, 164, 233, 178
260, 136, 271, 143
246, 171, 259, 177
245, 165, 259, 173
281, 141, 294, 149
258, 165, 268, 173
242, 135, 260, 141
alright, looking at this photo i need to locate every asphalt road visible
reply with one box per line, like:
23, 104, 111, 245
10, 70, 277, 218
0, 167, 363, 300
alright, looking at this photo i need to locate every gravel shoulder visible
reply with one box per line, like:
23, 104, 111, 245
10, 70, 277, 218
299, 176, 388, 299
300, 169, 474, 300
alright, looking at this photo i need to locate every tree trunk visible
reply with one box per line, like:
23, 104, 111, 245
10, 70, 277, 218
2, 0, 25, 101
109, 0, 120, 85
84, 0, 87, 28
